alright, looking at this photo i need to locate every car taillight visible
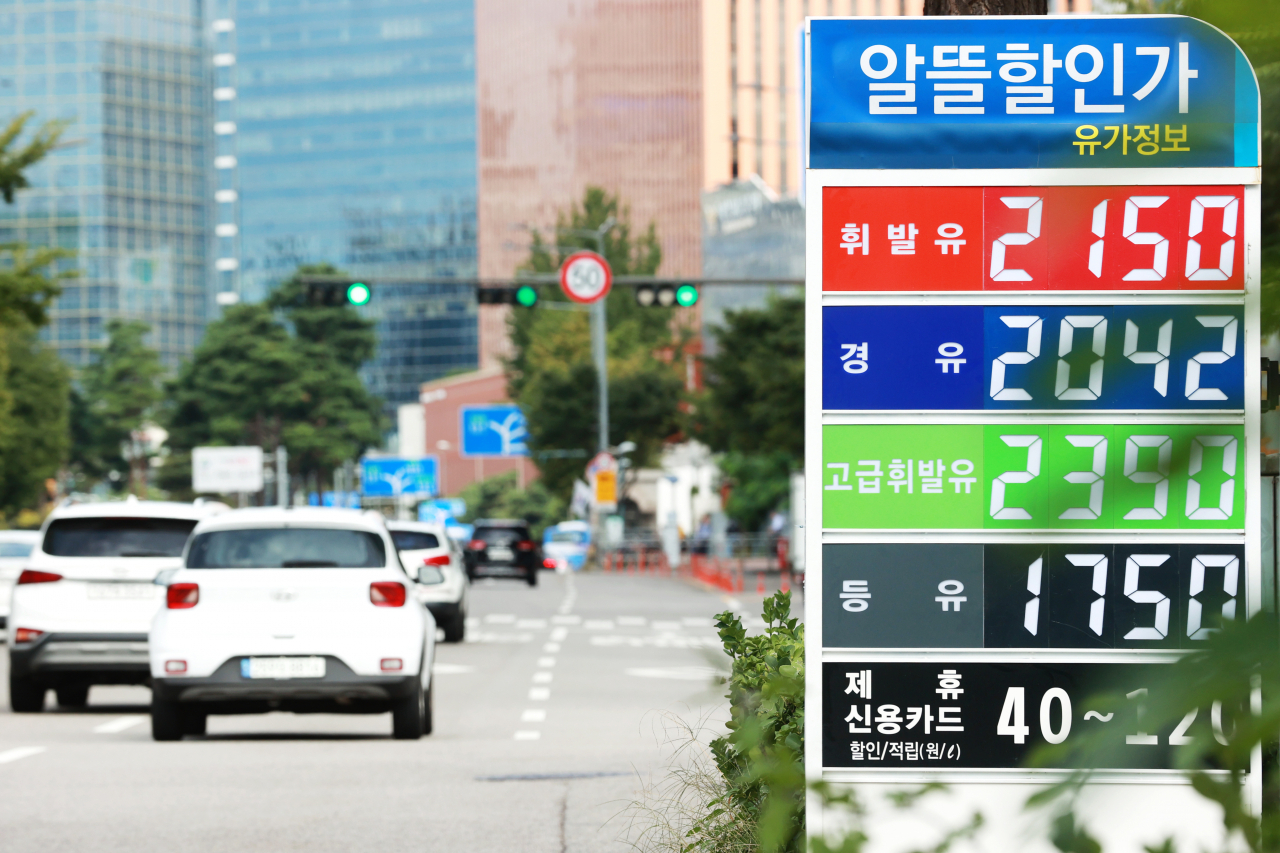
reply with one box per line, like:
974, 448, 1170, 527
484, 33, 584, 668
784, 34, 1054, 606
380, 658, 403, 672
370, 581, 406, 607
13, 627, 43, 643
17, 570, 62, 585
164, 660, 187, 674
542, 558, 557, 569
423, 554, 450, 566
167, 583, 199, 609
516, 540, 535, 551
467, 539, 486, 551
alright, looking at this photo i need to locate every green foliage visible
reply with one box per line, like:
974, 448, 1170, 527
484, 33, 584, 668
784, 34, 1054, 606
1029, 613, 1280, 853
162, 266, 384, 496
692, 592, 805, 853
718, 451, 794, 533
456, 470, 565, 539
695, 295, 803, 463
0, 243, 72, 331
71, 319, 163, 493
0, 325, 69, 515
508, 186, 685, 496
0, 112, 66, 205
694, 295, 803, 531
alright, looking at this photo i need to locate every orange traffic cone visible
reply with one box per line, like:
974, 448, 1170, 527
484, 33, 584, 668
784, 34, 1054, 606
756, 572, 765, 595
780, 570, 790, 593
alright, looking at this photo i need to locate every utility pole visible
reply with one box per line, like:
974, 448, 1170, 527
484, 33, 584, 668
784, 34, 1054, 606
593, 299, 608, 453
276, 445, 289, 507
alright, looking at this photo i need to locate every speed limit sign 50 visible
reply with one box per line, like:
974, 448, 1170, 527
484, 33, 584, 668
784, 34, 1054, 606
559, 251, 613, 304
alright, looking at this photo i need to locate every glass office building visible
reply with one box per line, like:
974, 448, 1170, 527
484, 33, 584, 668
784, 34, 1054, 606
0, 0, 208, 367
211, 0, 479, 407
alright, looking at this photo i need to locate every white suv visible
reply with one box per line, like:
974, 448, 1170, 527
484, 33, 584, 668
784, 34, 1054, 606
8, 499, 227, 712
387, 520, 469, 643
148, 507, 434, 741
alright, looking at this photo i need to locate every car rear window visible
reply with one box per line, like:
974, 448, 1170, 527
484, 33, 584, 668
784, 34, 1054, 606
0, 542, 33, 557
186, 527, 387, 569
548, 531, 586, 544
391, 531, 440, 551
478, 527, 528, 545
43, 518, 197, 557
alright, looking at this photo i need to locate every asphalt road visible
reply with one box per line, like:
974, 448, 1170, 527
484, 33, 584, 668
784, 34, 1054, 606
0, 571, 791, 853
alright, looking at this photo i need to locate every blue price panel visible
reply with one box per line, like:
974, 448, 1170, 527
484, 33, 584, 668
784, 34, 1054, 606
823, 304, 1243, 411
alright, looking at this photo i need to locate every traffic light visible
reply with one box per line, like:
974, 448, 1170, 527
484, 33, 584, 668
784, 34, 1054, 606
304, 280, 372, 307
477, 285, 539, 307
635, 283, 698, 308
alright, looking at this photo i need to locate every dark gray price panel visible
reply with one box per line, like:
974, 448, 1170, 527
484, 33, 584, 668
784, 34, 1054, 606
822, 661, 1239, 770
823, 543, 1243, 650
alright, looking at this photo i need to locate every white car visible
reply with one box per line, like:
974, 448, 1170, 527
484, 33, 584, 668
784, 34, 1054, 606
148, 507, 434, 741
0, 530, 41, 628
386, 520, 469, 643
8, 499, 227, 712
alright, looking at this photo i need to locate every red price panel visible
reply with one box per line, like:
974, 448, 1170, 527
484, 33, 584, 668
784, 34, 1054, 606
823, 186, 1244, 292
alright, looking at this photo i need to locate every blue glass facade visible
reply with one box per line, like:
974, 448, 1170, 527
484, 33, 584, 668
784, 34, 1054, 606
0, 0, 208, 368
212, 0, 479, 407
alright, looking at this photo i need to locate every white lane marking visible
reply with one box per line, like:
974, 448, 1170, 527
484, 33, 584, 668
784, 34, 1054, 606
557, 572, 577, 615
584, 620, 615, 630
543, 642, 561, 653
515, 618, 548, 629
532, 671, 553, 684
617, 616, 646, 627
485, 614, 517, 624
536, 657, 556, 668
514, 730, 541, 741
465, 617, 481, 628
528, 687, 551, 701
626, 666, 726, 681
433, 663, 476, 675
682, 617, 713, 627
93, 716, 146, 734
551, 615, 580, 626
467, 632, 533, 644
593, 635, 723, 650
0, 747, 45, 764
550, 626, 569, 641
651, 620, 681, 631
521, 709, 547, 723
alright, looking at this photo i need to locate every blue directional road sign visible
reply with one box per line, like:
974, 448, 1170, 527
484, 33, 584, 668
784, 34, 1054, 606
460, 405, 529, 458
360, 457, 438, 498
823, 304, 1243, 411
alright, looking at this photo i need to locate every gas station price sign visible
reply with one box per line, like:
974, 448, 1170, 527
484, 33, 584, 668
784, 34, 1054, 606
805, 13, 1262, 835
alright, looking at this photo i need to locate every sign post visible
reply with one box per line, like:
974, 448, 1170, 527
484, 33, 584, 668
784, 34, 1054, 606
560, 251, 614, 454
805, 14, 1260, 847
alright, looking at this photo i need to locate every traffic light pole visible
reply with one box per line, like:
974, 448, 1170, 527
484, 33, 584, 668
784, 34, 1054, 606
592, 298, 608, 454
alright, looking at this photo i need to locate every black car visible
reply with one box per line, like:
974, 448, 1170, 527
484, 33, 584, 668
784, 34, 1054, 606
464, 520, 540, 586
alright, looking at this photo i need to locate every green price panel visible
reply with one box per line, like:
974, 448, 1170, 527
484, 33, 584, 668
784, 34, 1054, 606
822, 424, 1243, 530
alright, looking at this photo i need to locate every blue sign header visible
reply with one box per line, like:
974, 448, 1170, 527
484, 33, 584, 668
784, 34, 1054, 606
361, 457, 438, 498
809, 15, 1259, 169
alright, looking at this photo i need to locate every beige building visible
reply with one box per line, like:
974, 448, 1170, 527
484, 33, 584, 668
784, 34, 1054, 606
474, 0, 1094, 367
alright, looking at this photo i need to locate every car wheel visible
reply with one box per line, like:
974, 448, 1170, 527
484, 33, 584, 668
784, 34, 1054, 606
391, 676, 425, 740
55, 685, 90, 709
421, 682, 434, 736
9, 675, 46, 713
443, 613, 466, 643
526, 568, 538, 587
181, 708, 207, 736
151, 698, 184, 741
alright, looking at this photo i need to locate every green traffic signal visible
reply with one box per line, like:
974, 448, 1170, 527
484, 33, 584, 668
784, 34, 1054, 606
675, 283, 698, 307
515, 285, 538, 307
346, 282, 371, 305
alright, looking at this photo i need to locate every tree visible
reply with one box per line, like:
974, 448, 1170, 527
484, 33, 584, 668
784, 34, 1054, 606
694, 294, 803, 531
509, 187, 686, 496
78, 320, 164, 496
0, 324, 69, 515
162, 266, 384, 497
924, 0, 1045, 13
457, 471, 565, 539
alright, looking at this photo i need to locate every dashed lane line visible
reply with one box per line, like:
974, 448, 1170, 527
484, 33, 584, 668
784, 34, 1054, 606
93, 716, 146, 734
521, 709, 547, 723
536, 657, 556, 668
433, 663, 475, 675
532, 672, 553, 684
0, 747, 45, 765
528, 687, 551, 701
514, 730, 541, 741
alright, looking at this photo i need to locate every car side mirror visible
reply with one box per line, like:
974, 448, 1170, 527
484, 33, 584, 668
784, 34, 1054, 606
417, 565, 445, 585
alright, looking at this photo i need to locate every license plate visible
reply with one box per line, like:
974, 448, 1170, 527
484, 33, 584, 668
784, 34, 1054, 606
240, 656, 326, 679
87, 583, 154, 600
488, 547, 514, 560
